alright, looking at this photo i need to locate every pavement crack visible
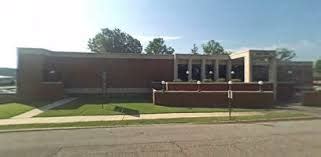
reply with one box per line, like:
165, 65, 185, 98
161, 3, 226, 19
170, 141, 188, 157
50, 146, 63, 157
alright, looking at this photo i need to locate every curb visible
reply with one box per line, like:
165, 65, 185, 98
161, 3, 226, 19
0, 116, 319, 133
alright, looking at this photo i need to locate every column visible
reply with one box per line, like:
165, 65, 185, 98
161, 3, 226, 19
188, 59, 192, 81
174, 55, 178, 80
269, 56, 277, 101
215, 59, 219, 80
201, 59, 206, 81
226, 60, 232, 81
244, 52, 252, 82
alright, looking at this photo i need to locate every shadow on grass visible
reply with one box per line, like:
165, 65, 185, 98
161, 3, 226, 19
0, 94, 49, 108
113, 106, 140, 117
47, 95, 151, 110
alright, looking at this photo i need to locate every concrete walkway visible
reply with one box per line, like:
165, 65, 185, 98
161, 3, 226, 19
12, 97, 78, 119
0, 112, 262, 126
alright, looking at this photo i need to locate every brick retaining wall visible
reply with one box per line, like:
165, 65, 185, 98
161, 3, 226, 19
303, 92, 321, 106
153, 90, 274, 108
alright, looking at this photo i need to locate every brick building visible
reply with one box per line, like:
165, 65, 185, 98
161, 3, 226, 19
16, 48, 313, 100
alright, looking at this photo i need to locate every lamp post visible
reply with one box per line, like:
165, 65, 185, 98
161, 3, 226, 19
161, 80, 166, 93
101, 71, 107, 109
49, 70, 56, 74
209, 70, 213, 80
197, 80, 201, 92
258, 81, 264, 92
228, 80, 233, 120
230, 71, 235, 79
186, 70, 190, 81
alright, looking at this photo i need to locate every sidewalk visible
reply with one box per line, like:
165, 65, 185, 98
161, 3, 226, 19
0, 112, 262, 126
12, 97, 77, 119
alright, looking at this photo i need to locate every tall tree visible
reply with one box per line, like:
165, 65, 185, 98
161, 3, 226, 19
275, 48, 296, 61
88, 28, 142, 53
202, 40, 225, 55
315, 59, 321, 73
191, 44, 198, 54
145, 38, 175, 54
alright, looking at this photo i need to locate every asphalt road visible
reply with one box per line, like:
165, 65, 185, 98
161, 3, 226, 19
0, 120, 321, 157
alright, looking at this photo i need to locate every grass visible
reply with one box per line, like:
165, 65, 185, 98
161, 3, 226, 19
36, 97, 257, 117
0, 111, 310, 131
0, 95, 49, 119
303, 104, 321, 107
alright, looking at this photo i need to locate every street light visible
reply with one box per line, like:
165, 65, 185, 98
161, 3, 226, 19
231, 71, 235, 79
227, 80, 233, 120
209, 70, 214, 81
49, 70, 56, 74
197, 80, 201, 92
258, 81, 264, 92
161, 80, 166, 93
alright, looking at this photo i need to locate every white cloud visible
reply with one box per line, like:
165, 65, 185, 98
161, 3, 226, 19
0, 0, 93, 68
135, 35, 182, 45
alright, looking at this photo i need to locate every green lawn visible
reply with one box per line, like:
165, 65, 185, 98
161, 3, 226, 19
0, 95, 49, 119
0, 111, 310, 131
36, 97, 257, 117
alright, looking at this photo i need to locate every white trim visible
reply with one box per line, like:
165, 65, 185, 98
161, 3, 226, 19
17, 48, 174, 60
174, 54, 230, 60
154, 90, 273, 93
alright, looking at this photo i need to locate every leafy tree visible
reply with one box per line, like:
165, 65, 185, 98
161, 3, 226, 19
224, 50, 233, 55
315, 59, 321, 73
275, 48, 296, 61
145, 38, 175, 54
191, 44, 198, 54
88, 28, 142, 53
202, 40, 225, 55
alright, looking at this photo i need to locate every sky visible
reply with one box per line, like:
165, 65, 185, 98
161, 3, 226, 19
0, 0, 321, 68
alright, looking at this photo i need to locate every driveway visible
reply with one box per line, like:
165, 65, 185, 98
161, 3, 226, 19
282, 103, 321, 117
0, 119, 321, 157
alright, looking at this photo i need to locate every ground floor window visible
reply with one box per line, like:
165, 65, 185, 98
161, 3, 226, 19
192, 64, 201, 81
253, 65, 269, 82
178, 64, 188, 81
232, 65, 244, 81
205, 64, 215, 80
219, 65, 226, 80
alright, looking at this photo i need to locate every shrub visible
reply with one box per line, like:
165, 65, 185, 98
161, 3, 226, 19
203, 79, 213, 82
231, 79, 242, 82
216, 78, 226, 82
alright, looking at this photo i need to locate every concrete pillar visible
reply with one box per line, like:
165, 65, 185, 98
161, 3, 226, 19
174, 55, 178, 80
188, 59, 192, 81
270, 56, 278, 101
215, 59, 219, 80
201, 59, 206, 81
244, 52, 252, 82
226, 60, 232, 81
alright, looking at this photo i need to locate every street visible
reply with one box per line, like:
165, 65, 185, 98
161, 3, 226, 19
0, 119, 321, 157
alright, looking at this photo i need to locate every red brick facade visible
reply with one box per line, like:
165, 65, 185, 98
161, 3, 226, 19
16, 48, 313, 103
17, 49, 174, 99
